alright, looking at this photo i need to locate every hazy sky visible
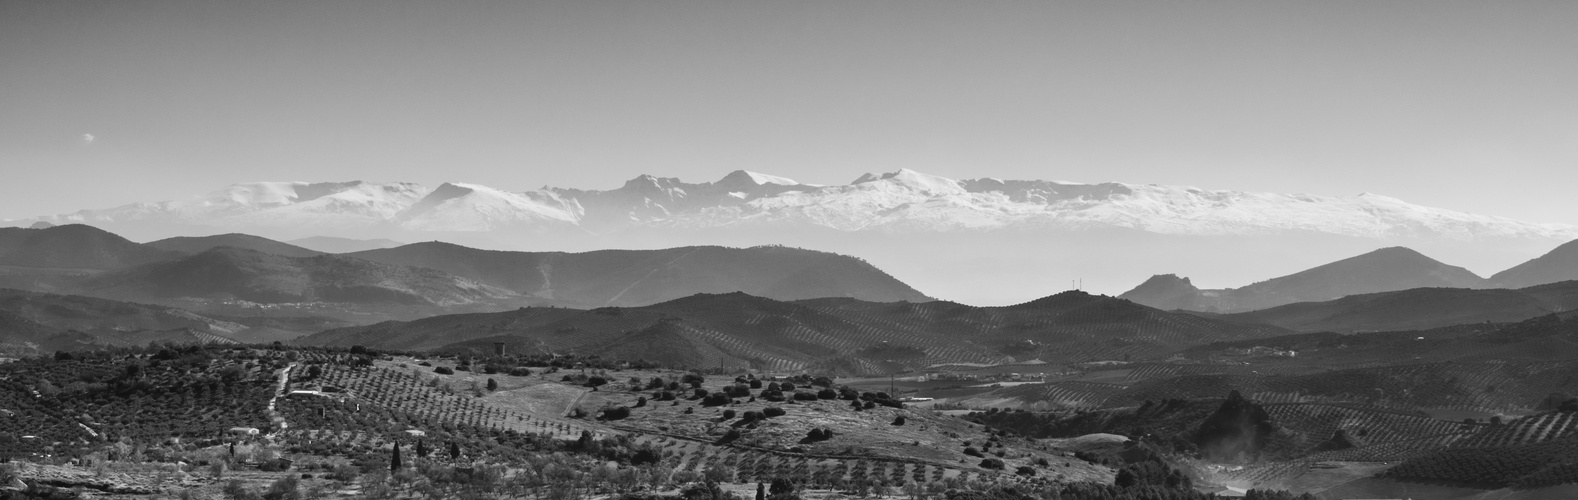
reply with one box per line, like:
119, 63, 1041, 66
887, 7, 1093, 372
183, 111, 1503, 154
3, 1, 1575, 223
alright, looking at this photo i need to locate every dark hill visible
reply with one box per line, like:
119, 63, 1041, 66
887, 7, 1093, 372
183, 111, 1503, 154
0, 288, 338, 345
1217, 287, 1557, 333
145, 233, 324, 258
0, 310, 95, 355
80, 247, 517, 307
299, 291, 1288, 375
1492, 239, 1578, 289
287, 236, 404, 254
349, 243, 931, 307
1121, 246, 1487, 313
0, 224, 177, 270
1213, 280, 1578, 333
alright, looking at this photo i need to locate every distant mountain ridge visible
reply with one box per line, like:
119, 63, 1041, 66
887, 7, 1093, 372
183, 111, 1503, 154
1121, 247, 1490, 313
347, 242, 931, 307
0, 225, 931, 318
12, 170, 1577, 305
80, 246, 524, 307
17, 171, 1576, 241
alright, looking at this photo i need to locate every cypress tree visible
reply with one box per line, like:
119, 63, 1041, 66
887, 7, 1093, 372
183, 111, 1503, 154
391, 442, 402, 472
449, 441, 461, 460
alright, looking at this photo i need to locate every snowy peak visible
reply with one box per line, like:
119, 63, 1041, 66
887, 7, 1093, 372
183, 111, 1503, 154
13, 170, 1578, 245
398, 182, 578, 231
717, 170, 800, 187
851, 169, 965, 195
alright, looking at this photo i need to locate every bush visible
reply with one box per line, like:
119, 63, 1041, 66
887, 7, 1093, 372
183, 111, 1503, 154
892, 416, 906, 426
600, 407, 631, 421
722, 409, 736, 419
710, 391, 738, 406
763, 407, 786, 418
433, 366, 454, 375
964, 447, 983, 457
979, 458, 1005, 470
681, 373, 706, 388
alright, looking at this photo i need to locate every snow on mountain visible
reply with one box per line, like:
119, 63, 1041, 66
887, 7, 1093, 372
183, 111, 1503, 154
31, 181, 430, 229
396, 183, 580, 231
14, 171, 1578, 242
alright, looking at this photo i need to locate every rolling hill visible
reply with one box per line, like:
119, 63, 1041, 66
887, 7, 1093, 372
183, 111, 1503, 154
1492, 239, 1578, 289
297, 290, 1288, 374
0, 224, 177, 270
144, 233, 324, 258
287, 235, 403, 253
1209, 281, 1578, 333
0, 288, 348, 345
348, 242, 932, 307
1121, 247, 1488, 313
78, 246, 517, 307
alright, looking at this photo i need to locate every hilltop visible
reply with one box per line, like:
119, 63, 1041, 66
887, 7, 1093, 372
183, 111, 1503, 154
145, 233, 325, 258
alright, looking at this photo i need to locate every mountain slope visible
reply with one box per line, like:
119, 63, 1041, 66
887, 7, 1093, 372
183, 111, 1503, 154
1209, 280, 1578, 333
287, 236, 403, 254
348, 243, 931, 307
1121, 247, 1488, 313
298, 291, 1288, 374
145, 233, 324, 258
1492, 239, 1578, 289
0, 310, 96, 355
0, 224, 178, 270
80, 247, 517, 307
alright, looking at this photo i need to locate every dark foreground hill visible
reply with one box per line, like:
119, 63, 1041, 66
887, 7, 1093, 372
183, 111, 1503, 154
1121, 247, 1487, 313
1214, 281, 1578, 333
0, 288, 349, 346
79, 246, 518, 307
145, 233, 325, 258
298, 291, 1287, 374
348, 243, 932, 307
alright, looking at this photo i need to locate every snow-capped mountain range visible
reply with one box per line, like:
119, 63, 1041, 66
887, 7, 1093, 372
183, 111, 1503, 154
15, 169, 1578, 241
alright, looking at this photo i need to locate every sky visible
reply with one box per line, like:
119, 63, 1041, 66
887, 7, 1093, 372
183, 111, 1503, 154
2, 0, 1576, 224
